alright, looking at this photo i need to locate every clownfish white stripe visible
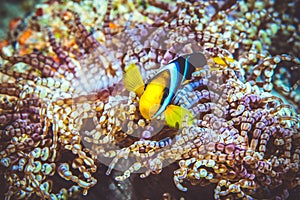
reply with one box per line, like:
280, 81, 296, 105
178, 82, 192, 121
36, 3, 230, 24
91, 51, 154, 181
152, 62, 178, 118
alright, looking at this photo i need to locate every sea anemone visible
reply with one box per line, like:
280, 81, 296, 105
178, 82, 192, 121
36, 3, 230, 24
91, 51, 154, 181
0, 0, 299, 199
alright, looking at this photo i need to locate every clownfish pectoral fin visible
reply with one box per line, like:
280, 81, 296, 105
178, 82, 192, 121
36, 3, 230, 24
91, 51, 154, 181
123, 63, 145, 97
164, 105, 194, 128
213, 56, 235, 66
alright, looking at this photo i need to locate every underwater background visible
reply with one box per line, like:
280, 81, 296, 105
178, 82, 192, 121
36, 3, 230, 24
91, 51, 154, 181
0, 0, 300, 199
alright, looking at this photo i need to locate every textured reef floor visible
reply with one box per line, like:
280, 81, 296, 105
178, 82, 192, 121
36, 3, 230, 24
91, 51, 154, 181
0, 0, 300, 199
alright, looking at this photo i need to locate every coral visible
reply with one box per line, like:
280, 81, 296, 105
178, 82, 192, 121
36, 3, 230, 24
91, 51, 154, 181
0, 0, 299, 199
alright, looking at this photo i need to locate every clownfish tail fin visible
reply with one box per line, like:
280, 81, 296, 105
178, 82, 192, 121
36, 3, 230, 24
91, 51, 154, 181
124, 63, 145, 97
164, 105, 194, 128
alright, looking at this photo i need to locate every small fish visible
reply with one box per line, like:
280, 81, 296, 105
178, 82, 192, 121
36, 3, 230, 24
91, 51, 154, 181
212, 56, 235, 66
124, 53, 207, 128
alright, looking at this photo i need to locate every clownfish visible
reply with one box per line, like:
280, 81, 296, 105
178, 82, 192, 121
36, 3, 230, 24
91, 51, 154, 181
123, 53, 207, 128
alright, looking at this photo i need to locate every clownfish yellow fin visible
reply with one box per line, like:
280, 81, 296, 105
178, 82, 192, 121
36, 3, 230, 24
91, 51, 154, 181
164, 105, 194, 128
124, 63, 145, 97
213, 56, 235, 66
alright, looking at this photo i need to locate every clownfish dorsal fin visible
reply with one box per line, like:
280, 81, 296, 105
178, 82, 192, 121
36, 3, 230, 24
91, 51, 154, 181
123, 63, 145, 97
164, 105, 194, 128
213, 56, 235, 66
